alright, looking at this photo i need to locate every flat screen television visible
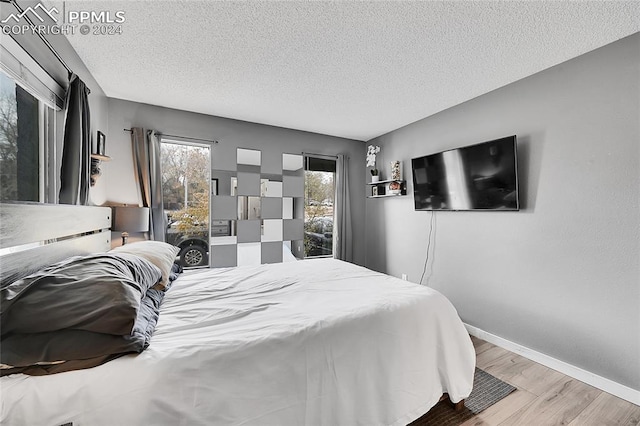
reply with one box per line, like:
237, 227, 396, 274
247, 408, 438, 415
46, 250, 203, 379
411, 136, 519, 211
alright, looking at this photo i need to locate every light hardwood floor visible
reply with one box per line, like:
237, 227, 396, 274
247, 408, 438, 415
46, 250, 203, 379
466, 336, 640, 426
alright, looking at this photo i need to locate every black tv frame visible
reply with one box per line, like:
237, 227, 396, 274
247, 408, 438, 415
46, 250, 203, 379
411, 136, 520, 211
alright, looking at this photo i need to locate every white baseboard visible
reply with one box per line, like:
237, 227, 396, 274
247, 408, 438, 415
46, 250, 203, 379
464, 323, 640, 406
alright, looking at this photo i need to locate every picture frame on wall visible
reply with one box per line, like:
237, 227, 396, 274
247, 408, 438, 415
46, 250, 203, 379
96, 131, 106, 156
211, 178, 218, 196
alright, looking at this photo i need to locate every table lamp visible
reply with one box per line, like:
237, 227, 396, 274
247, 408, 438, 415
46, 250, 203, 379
112, 206, 150, 246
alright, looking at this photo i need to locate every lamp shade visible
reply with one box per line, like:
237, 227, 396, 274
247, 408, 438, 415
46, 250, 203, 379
112, 206, 150, 232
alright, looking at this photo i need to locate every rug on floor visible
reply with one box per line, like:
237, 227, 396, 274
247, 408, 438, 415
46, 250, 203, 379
409, 368, 517, 426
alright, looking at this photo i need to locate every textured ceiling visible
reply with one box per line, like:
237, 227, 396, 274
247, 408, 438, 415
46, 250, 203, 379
53, 1, 639, 141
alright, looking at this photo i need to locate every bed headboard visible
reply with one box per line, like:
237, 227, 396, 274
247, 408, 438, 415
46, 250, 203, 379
0, 202, 111, 287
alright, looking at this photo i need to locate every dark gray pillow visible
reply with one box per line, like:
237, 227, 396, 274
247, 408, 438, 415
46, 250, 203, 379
1, 287, 165, 375
0, 253, 162, 336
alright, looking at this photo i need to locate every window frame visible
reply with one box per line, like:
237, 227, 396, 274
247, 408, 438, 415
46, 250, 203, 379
303, 153, 337, 259
1, 36, 63, 203
160, 137, 212, 268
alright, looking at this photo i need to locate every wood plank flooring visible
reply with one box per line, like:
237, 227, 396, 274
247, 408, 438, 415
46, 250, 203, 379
456, 336, 640, 426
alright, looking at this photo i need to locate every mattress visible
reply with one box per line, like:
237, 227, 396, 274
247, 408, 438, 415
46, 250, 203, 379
0, 258, 475, 426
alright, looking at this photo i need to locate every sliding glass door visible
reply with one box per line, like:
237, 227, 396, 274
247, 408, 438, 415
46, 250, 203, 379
160, 140, 211, 268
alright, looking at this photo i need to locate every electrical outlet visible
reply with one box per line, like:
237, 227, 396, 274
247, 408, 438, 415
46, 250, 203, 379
401, 273, 408, 281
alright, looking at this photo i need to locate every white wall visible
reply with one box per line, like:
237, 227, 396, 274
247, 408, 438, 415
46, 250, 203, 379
365, 34, 639, 391
103, 98, 367, 265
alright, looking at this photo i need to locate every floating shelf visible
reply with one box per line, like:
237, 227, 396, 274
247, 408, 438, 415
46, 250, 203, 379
90, 154, 111, 186
367, 193, 405, 199
366, 179, 402, 185
91, 154, 111, 162
366, 179, 406, 198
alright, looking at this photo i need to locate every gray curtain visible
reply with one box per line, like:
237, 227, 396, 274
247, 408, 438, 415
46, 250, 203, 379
59, 74, 90, 205
334, 154, 353, 262
131, 128, 165, 241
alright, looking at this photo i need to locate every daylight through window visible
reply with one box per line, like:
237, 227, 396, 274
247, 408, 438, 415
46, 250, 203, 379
0, 71, 41, 202
304, 155, 336, 258
161, 140, 211, 268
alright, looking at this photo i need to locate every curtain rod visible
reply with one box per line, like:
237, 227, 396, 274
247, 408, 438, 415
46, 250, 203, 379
123, 128, 218, 145
303, 152, 338, 159
8, 0, 74, 77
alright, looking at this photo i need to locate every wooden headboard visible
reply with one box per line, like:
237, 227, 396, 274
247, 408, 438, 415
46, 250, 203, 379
0, 202, 111, 286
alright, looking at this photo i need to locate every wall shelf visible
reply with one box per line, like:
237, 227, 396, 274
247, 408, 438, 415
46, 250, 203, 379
91, 154, 111, 162
90, 154, 111, 186
366, 179, 406, 198
366, 179, 403, 186
367, 193, 405, 199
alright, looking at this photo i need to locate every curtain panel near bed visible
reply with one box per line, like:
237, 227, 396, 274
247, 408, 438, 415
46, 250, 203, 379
131, 128, 165, 241
335, 154, 353, 262
59, 74, 90, 205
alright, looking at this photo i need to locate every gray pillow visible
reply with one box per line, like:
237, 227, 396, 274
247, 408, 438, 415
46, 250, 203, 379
0, 253, 162, 336
1, 288, 165, 375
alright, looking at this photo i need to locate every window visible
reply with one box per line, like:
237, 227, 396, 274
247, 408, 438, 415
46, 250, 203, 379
304, 155, 336, 258
1, 37, 62, 203
0, 71, 47, 202
161, 140, 211, 268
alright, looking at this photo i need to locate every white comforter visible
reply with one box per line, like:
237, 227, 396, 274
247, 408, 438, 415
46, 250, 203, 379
1, 259, 475, 426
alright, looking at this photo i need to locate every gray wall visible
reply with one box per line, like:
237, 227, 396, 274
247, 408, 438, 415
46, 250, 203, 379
104, 98, 366, 265
365, 34, 639, 391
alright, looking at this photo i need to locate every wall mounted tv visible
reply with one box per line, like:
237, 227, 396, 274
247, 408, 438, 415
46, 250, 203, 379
411, 136, 519, 211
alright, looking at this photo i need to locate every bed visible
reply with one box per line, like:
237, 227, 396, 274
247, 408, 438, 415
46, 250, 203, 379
0, 203, 475, 426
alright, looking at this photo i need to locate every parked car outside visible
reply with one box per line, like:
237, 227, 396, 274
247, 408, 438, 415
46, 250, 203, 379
165, 219, 209, 267
304, 216, 333, 257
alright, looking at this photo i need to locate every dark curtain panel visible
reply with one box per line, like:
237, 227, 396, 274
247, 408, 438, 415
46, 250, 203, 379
131, 128, 165, 241
335, 154, 353, 262
59, 74, 91, 205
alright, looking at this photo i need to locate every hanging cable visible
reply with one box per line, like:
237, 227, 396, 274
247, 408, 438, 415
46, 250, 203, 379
419, 211, 435, 285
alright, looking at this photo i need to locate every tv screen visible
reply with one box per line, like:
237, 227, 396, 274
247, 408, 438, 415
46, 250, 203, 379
411, 136, 519, 211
